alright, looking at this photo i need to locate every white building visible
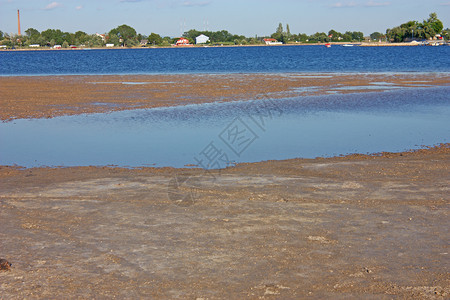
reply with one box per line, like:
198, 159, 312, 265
196, 34, 210, 44
263, 38, 282, 45
96, 33, 106, 42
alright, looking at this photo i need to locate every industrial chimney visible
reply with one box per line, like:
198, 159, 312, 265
17, 9, 21, 36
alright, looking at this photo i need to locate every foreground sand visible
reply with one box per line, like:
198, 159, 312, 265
0, 73, 449, 298
0, 145, 449, 298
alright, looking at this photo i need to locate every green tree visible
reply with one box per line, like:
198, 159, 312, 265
286, 24, 291, 41
442, 28, 450, 40
271, 23, 286, 43
25, 28, 40, 38
276, 23, 283, 34
342, 31, 353, 42
386, 13, 443, 42
370, 32, 382, 41
328, 29, 343, 41
308, 32, 328, 42
183, 29, 201, 40
351, 31, 364, 41
426, 12, 443, 34
85, 34, 104, 47
108, 24, 138, 46
41, 29, 70, 45
74, 31, 88, 44
147, 32, 163, 45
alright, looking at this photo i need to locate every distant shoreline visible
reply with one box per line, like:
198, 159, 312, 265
2, 41, 447, 51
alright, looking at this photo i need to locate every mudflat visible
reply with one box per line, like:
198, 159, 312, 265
1, 72, 449, 121
0, 73, 449, 298
1, 146, 449, 298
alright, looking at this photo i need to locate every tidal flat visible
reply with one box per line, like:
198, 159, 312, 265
0, 73, 449, 298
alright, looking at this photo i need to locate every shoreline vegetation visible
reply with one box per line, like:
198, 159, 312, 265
0, 41, 440, 51
1, 13, 448, 50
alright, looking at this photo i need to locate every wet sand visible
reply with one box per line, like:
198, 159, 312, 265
0, 73, 449, 298
1, 145, 449, 298
1, 73, 449, 121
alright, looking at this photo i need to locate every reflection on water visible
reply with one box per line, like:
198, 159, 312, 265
1, 87, 449, 168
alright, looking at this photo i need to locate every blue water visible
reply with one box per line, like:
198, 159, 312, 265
1, 46, 450, 75
1, 87, 448, 168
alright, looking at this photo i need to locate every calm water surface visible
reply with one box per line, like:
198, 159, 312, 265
1, 46, 450, 75
1, 87, 448, 168
1, 46, 449, 167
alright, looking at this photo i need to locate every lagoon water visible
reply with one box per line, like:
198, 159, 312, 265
1, 87, 448, 168
1, 46, 449, 168
1, 45, 450, 75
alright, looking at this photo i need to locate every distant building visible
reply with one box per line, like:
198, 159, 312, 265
106, 43, 115, 47
263, 38, 282, 45
175, 38, 191, 46
195, 34, 210, 44
140, 39, 148, 46
53, 45, 62, 49
29, 44, 40, 48
96, 33, 106, 42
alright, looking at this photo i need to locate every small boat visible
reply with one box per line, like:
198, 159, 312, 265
342, 44, 354, 47
325, 43, 331, 48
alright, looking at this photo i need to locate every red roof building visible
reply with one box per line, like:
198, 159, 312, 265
175, 38, 191, 46
263, 38, 282, 45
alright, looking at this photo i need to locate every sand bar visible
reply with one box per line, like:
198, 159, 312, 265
1, 72, 449, 121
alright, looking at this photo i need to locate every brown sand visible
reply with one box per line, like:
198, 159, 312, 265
0, 145, 449, 298
0, 73, 449, 298
1, 73, 449, 121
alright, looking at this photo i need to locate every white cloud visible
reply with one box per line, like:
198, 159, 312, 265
75, 5, 83, 10
331, 1, 390, 8
441, 1, 450, 5
331, 2, 357, 8
365, 1, 390, 7
44, 2, 63, 10
181, 1, 211, 7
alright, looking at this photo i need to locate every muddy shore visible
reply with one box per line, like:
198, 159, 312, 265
1, 145, 449, 298
1, 73, 449, 121
0, 73, 449, 298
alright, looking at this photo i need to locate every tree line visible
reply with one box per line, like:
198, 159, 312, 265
386, 13, 445, 42
0, 12, 447, 48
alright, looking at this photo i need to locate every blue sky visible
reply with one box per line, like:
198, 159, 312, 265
1, 0, 449, 37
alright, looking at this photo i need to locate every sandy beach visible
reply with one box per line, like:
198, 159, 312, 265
1, 73, 449, 298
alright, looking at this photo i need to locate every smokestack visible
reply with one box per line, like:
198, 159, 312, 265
17, 9, 21, 36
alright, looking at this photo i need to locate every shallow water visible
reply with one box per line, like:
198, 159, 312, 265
1, 87, 449, 168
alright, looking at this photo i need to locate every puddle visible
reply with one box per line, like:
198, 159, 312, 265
369, 82, 397, 86
1, 87, 448, 168
288, 75, 334, 79
90, 82, 175, 85
332, 85, 404, 91
292, 86, 320, 93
